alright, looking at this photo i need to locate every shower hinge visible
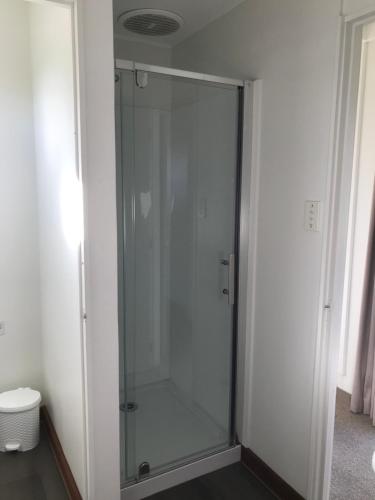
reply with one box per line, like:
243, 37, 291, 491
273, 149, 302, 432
138, 461, 150, 479
135, 70, 148, 89
120, 402, 138, 413
221, 254, 235, 306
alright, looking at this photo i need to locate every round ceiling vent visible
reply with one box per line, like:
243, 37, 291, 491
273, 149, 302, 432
118, 9, 183, 37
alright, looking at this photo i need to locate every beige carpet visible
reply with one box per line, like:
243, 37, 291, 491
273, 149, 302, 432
331, 389, 375, 499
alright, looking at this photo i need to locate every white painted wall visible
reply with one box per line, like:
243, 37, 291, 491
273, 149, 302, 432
80, 0, 121, 498
0, 1, 87, 494
338, 22, 375, 394
344, 0, 375, 16
173, 0, 341, 496
115, 36, 171, 65
0, 0, 42, 392
28, 2, 86, 496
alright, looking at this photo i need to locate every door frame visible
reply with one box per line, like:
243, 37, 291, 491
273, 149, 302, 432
114, 59, 262, 497
74, 1, 122, 499
308, 7, 375, 500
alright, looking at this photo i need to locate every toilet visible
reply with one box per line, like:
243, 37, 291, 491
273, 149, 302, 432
0, 388, 41, 452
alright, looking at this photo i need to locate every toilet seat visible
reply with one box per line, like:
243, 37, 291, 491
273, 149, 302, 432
0, 388, 41, 413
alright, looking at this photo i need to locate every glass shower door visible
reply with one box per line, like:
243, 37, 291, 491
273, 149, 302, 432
117, 68, 241, 484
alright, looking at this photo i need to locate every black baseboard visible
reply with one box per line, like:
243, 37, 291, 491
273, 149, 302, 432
40, 406, 82, 500
241, 446, 305, 500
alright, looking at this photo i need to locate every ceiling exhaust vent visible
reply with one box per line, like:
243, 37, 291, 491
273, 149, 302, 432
119, 9, 183, 37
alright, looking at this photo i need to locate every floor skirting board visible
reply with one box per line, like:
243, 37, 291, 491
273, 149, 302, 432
40, 406, 82, 500
241, 446, 305, 500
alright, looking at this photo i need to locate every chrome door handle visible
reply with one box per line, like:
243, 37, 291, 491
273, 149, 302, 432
221, 254, 235, 306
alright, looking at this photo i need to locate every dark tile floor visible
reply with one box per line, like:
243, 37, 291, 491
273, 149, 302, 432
0, 431, 276, 500
145, 462, 277, 500
0, 426, 68, 500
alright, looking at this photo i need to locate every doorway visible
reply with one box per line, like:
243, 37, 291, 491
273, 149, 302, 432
330, 20, 375, 500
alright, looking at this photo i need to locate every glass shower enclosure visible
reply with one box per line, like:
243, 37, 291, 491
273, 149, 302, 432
116, 61, 244, 486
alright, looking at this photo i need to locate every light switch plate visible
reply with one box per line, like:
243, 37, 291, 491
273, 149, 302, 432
304, 200, 320, 232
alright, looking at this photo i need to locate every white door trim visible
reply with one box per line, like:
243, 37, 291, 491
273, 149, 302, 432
236, 80, 263, 446
307, 9, 375, 500
75, 0, 122, 498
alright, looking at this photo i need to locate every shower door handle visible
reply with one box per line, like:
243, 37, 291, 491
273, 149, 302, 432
221, 254, 235, 306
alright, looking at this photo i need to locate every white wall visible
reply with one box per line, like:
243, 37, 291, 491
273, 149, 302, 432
80, 0, 121, 498
0, 0, 87, 495
28, 2, 86, 496
173, 0, 341, 496
115, 36, 171, 66
344, 0, 375, 16
338, 22, 375, 394
0, 0, 42, 392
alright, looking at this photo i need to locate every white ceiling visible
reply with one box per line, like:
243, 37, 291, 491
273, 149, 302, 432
113, 0, 247, 47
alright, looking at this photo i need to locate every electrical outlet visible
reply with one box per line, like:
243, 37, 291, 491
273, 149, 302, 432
304, 200, 320, 232
0, 322, 5, 336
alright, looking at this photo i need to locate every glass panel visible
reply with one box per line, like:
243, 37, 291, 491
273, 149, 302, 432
117, 69, 137, 483
117, 69, 240, 484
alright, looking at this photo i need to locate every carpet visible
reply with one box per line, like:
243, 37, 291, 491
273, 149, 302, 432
331, 389, 375, 499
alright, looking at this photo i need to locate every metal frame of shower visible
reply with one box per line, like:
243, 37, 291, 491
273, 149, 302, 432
116, 58, 254, 500
115, 59, 245, 88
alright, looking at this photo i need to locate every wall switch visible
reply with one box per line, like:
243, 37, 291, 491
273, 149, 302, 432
304, 201, 320, 232
0, 322, 5, 336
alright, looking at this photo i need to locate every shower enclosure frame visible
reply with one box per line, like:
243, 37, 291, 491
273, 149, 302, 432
116, 58, 259, 500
